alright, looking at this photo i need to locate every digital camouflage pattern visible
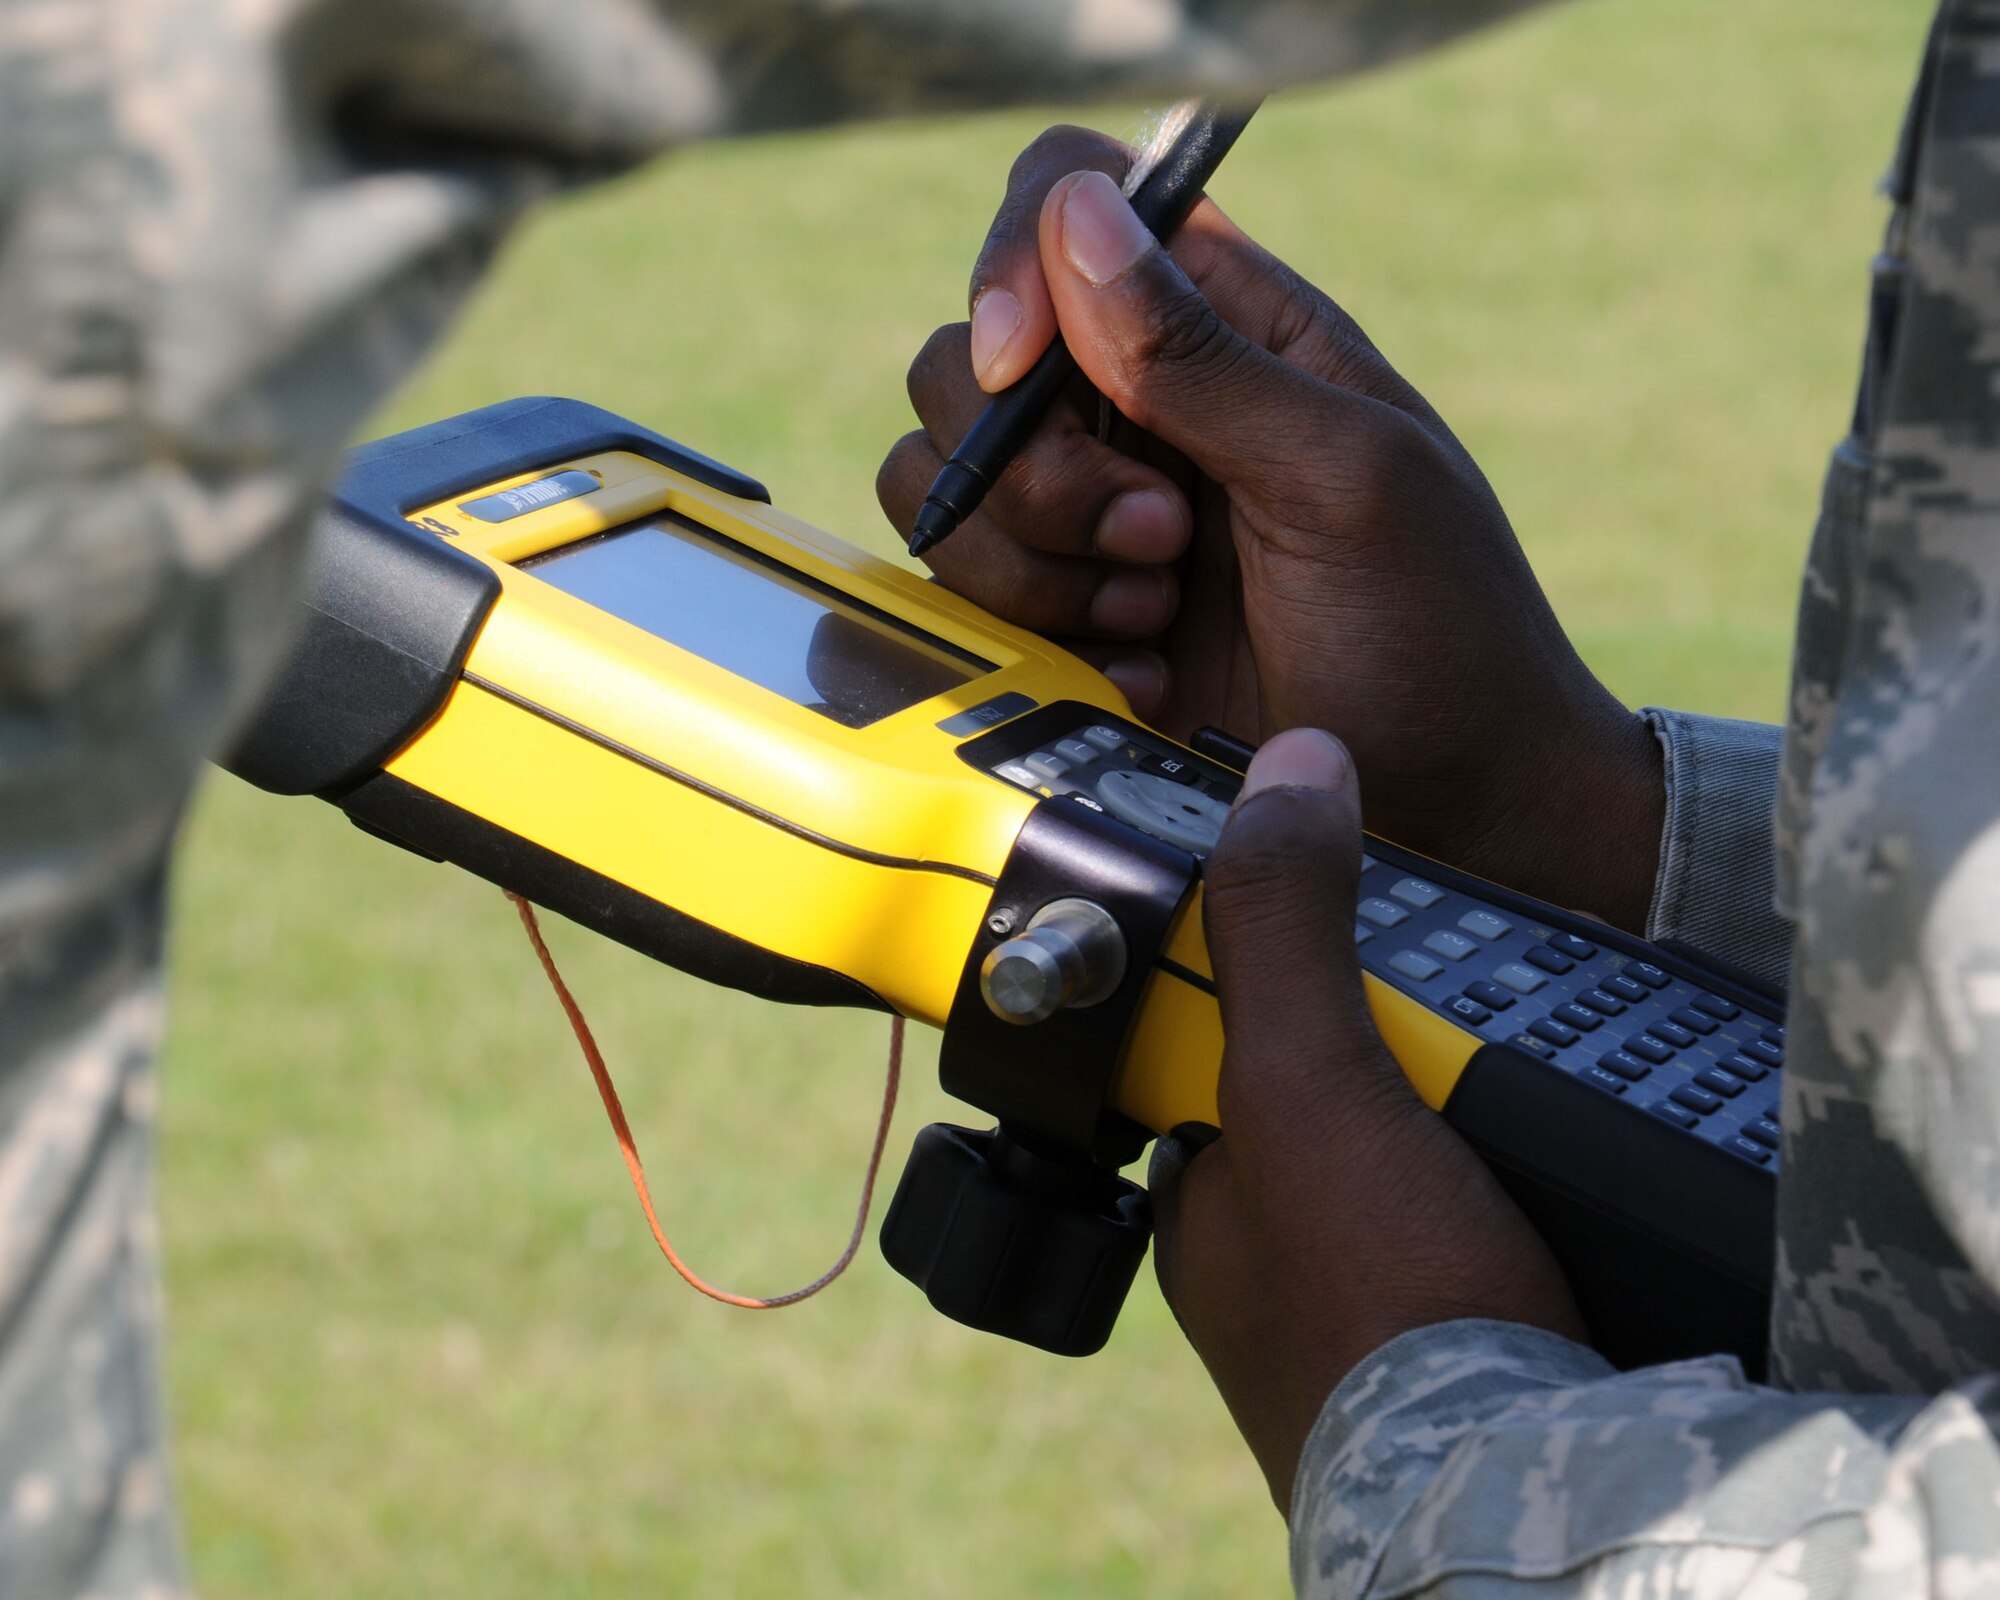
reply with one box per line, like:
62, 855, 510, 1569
1291, 4, 2000, 1595
5, 0, 1999, 1596
0, 1, 1554, 1594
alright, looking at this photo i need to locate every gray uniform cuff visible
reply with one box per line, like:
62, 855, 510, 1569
1289, 1319, 1614, 1598
1639, 708, 1792, 992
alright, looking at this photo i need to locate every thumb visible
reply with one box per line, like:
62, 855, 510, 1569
1037, 171, 1358, 485
1203, 729, 1403, 1144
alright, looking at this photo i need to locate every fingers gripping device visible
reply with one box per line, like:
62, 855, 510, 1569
228, 400, 1784, 1370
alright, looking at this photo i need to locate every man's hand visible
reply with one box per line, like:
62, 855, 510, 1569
878, 127, 1664, 929
1148, 728, 1586, 1511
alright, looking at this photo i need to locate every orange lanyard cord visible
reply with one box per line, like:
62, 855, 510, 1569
507, 892, 904, 1309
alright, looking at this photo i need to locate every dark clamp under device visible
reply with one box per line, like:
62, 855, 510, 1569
880, 735, 1249, 1357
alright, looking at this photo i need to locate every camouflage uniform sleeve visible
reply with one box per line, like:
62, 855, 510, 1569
1638, 709, 1792, 992
1288, 1318, 2000, 1600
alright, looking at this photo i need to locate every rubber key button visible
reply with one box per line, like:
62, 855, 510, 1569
1458, 910, 1512, 941
1549, 933, 1598, 960
1082, 725, 1126, 752
1552, 1002, 1603, 1032
1718, 1053, 1768, 1083
1741, 1039, 1784, 1069
1523, 945, 1576, 975
1053, 739, 1099, 766
1463, 980, 1517, 1011
1422, 930, 1478, 962
1583, 1066, 1629, 1095
1528, 1017, 1580, 1048
1514, 1034, 1557, 1059
1647, 1020, 1697, 1049
1623, 1034, 1676, 1064
1760, 1025, 1787, 1049
1671, 1083, 1723, 1115
1358, 897, 1409, 929
1354, 922, 1376, 946
1445, 995, 1493, 1026
1389, 877, 1445, 910
1601, 974, 1648, 1002
1691, 994, 1741, 1021
1577, 990, 1628, 1016
1743, 1118, 1782, 1149
1023, 752, 1070, 783
1727, 1136, 1772, 1165
1695, 1068, 1745, 1098
1492, 963, 1548, 995
1388, 950, 1444, 983
1650, 1099, 1700, 1130
996, 761, 1040, 788
1596, 1050, 1653, 1082
1669, 1006, 1719, 1036
1628, 962, 1671, 989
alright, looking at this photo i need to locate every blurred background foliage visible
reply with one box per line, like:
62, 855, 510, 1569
163, 1, 1926, 1594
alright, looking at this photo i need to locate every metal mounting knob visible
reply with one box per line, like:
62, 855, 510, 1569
979, 897, 1127, 1025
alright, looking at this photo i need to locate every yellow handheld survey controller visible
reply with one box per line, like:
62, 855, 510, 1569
228, 399, 1784, 1367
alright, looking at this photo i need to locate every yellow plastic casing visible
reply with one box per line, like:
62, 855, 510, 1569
395, 451, 1483, 1134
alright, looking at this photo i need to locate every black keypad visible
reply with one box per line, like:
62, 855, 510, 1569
1695, 1067, 1745, 1099
995, 721, 1780, 1173
1719, 1053, 1768, 1083
1596, 1050, 1653, 1082
1671, 1083, 1723, 1115
1302, 828, 1786, 1173
1727, 1136, 1772, 1165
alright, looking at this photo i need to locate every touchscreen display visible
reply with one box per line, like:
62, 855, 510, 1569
520, 515, 994, 729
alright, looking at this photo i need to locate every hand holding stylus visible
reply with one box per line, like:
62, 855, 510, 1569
905, 102, 1260, 557
877, 123, 1664, 933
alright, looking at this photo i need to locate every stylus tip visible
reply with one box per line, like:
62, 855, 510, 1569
907, 500, 958, 559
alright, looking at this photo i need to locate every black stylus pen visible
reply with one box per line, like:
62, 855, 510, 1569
905, 99, 1263, 559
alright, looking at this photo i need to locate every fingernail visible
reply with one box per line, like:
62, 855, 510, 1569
1102, 654, 1168, 712
1148, 1121, 1223, 1191
1060, 171, 1155, 287
969, 287, 1023, 387
1089, 567, 1177, 636
1240, 728, 1349, 799
1095, 489, 1190, 562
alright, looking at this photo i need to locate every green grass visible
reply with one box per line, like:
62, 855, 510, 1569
163, 2, 1927, 1594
